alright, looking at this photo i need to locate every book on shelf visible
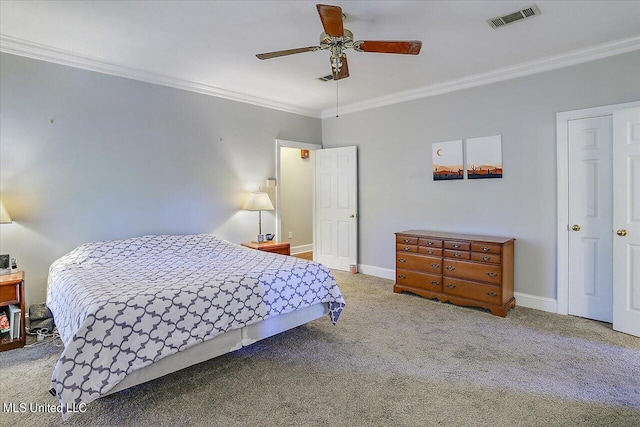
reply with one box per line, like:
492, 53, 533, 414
8, 304, 21, 340
0, 305, 21, 340
0, 312, 9, 334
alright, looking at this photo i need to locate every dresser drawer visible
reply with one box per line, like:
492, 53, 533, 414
443, 259, 502, 284
471, 243, 501, 254
444, 241, 470, 251
396, 253, 442, 274
442, 277, 502, 304
396, 243, 418, 253
418, 238, 442, 248
397, 236, 418, 245
418, 247, 443, 257
272, 247, 290, 255
444, 249, 470, 260
396, 269, 442, 292
470, 252, 501, 264
0, 284, 19, 305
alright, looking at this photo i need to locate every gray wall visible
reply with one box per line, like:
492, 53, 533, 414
280, 147, 313, 251
322, 50, 640, 300
0, 53, 321, 305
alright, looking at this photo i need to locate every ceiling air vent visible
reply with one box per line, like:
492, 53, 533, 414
318, 74, 334, 82
487, 4, 540, 29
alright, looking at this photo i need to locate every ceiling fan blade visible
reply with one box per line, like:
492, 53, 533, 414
316, 4, 344, 37
332, 55, 349, 80
354, 40, 422, 55
256, 46, 320, 60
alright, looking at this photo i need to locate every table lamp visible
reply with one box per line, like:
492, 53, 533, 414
242, 192, 274, 242
0, 200, 11, 224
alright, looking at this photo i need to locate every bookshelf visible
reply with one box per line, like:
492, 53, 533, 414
0, 271, 25, 351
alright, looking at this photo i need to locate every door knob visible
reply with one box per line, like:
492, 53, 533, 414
572, 224, 581, 231
349, 214, 356, 218
617, 229, 627, 236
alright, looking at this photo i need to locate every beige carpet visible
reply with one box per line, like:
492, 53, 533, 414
1, 271, 639, 426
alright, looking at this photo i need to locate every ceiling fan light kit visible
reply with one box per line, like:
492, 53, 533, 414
256, 4, 422, 80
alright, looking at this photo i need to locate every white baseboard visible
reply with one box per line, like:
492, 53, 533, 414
290, 244, 313, 255
357, 264, 395, 280
357, 264, 558, 314
513, 292, 558, 313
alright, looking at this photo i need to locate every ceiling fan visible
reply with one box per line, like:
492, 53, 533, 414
256, 4, 422, 80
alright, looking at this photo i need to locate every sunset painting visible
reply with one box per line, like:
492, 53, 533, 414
432, 140, 463, 180
466, 135, 503, 179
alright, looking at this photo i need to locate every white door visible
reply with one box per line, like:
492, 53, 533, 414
612, 106, 640, 337
567, 116, 613, 322
314, 146, 357, 271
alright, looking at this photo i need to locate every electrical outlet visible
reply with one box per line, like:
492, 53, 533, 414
288, 232, 293, 238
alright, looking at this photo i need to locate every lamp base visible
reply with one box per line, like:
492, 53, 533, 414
251, 234, 265, 244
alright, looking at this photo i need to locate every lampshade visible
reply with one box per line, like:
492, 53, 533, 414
0, 200, 12, 224
243, 192, 274, 211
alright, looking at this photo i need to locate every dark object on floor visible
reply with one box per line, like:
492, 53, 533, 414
29, 303, 54, 332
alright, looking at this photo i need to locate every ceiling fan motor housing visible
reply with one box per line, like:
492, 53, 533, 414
319, 29, 354, 48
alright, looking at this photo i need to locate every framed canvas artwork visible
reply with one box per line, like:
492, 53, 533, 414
432, 140, 463, 181
466, 135, 502, 179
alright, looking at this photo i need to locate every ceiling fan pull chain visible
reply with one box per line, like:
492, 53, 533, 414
336, 78, 339, 118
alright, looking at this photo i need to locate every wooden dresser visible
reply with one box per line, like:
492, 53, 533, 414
394, 230, 515, 317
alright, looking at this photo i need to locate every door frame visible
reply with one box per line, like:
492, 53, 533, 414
274, 139, 322, 246
556, 100, 640, 315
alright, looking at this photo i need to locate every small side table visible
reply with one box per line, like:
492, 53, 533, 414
0, 271, 26, 351
241, 241, 291, 256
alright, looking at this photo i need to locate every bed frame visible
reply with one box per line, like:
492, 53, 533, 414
103, 302, 328, 396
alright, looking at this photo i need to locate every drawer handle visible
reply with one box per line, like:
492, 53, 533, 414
403, 239, 411, 243
398, 258, 406, 263
487, 272, 498, 277
430, 281, 440, 286
482, 247, 491, 252
446, 266, 456, 271
453, 252, 461, 257
427, 241, 434, 246
453, 244, 461, 248
486, 291, 498, 297
431, 263, 440, 268
446, 284, 456, 289
482, 256, 491, 261
398, 274, 406, 279
403, 246, 411, 251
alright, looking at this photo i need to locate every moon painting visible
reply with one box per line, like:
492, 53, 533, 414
432, 140, 463, 181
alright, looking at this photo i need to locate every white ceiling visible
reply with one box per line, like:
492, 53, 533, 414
1, 1, 639, 118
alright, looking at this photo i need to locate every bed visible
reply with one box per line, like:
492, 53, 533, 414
46, 234, 345, 419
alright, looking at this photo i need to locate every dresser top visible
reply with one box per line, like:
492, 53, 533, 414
396, 230, 514, 244
0, 271, 24, 285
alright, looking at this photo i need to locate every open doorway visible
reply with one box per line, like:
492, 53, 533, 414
275, 139, 321, 259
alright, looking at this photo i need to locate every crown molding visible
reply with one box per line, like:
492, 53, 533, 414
0, 35, 320, 119
2, 34, 638, 121
321, 35, 640, 119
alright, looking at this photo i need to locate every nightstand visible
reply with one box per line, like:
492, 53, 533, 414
0, 271, 26, 351
241, 241, 291, 256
